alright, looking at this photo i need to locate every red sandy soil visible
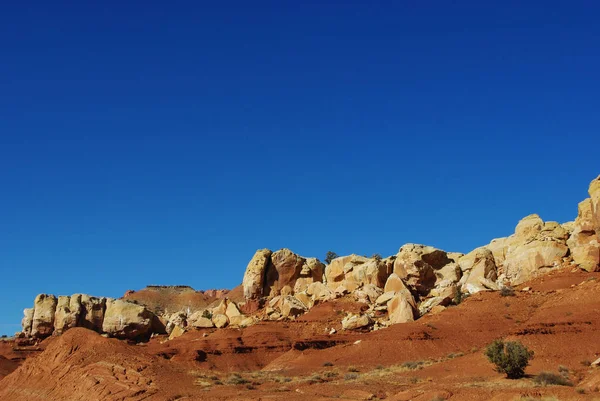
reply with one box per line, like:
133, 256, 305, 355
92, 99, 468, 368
2, 268, 600, 400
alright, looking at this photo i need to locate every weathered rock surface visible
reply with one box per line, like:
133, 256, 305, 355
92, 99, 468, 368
342, 313, 372, 330
54, 295, 81, 335
478, 214, 573, 285
568, 177, 600, 272
459, 247, 498, 293
325, 255, 391, 292
31, 294, 57, 338
242, 249, 272, 299
78, 295, 106, 332
393, 244, 457, 295
21, 308, 34, 337
102, 299, 155, 339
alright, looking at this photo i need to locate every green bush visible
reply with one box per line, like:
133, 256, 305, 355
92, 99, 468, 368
325, 251, 338, 265
484, 339, 534, 379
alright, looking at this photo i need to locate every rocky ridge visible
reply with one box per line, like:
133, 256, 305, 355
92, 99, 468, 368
17, 175, 600, 341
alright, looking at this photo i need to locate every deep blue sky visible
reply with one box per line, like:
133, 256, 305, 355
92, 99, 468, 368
1, 1, 599, 334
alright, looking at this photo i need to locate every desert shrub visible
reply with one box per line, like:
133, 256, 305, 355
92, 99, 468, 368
347, 366, 360, 372
534, 371, 573, 386
401, 361, 425, 370
344, 373, 359, 381
322, 361, 333, 367
324, 371, 338, 378
226, 373, 249, 385
500, 286, 515, 297
454, 291, 469, 305
202, 309, 213, 319
371, 253, 382, 261
576, 387, 585, 394
325, 251, 338, 264
484, 339, 534, 379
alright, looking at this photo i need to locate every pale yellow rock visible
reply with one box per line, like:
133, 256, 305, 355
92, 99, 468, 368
325, 255, 390, 292
294, 258, 326, 293
341, 314, 372, 330
102, 298, 154, 339
264, 248, 306, 297
54, 295, 81, 335
568, 229, 600, 272
188, 311, 214, 328
225, 301, 241, 319
21, 308, 34, 336
242, 249, 272, 299
387, 292, 416, 324
393, 244, 453, 295
168, 325, 185, 340
31, 294, 57, 338
307, 282, 334, 302
78, 295, 106, 332
280, 285, 293, 297
590, 175, 600, 229
212, 313, 229, 328
229, 315, 256, 328
294, 292, 313, 309
459, 247, 497, 293
384, 273, 409, 293
280, 296, 307, 317
568, 195, 600, 272
212, 299, 227, 316
504, 240, 569, 284
375, 291, 396, 306
514, 214, 544, 241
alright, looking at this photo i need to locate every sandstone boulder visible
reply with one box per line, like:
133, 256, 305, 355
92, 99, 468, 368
387, 291, 417, 324
325, 255, 391, 292
242, 249, 272, 299
54, 295, 81, 335
341, 313, 372, 330
212, 313, 228, 328
189, 314, 214, 328
21, 308, 34, 337
229, 315, 256, 328
480, 214, 572, 284
78, 295, 106, 332
165, 311, 188, 334
31, 294, 57, 338
102, 299, 155, 339
393, 244, 455, 295
293, 258, 326, 293
168, 325, 185, 340
568, 193, 600, 272
225, 301, 242, 319
263, 248, 306, 297
459, 247, 497, 293
306, 281, 334, 302
504, 240, 569, 284
280, 295, 307, 318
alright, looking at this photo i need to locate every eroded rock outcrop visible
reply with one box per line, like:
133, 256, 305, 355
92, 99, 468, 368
568, 176, 600, 272
21, 293, 157, 340
102, 299, 155, 339
325, 254, 391, 292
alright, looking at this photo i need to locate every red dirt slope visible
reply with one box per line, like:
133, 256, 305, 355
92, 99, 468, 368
2, 269, 600, 400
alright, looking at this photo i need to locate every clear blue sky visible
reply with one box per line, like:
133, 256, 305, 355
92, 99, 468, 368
1, 1, 599, 335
